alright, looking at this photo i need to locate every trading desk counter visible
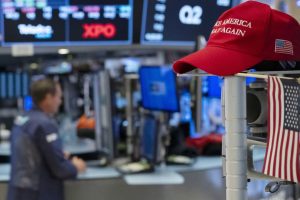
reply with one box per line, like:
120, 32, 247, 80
0, 164, 121, 183
0, 143, 9, 157
0, 151, 292, 200
0, 138, 97, 157
0, 156, 228, 183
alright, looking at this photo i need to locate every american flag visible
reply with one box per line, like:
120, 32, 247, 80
275, 39, 294, 55
262, 76, 300, 182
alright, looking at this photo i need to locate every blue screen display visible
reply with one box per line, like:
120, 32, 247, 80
202, 76, 222, 98
199, 76, 256, 135
202, 76, 256, 98
201, 97, 224, 134
139, 66, 179, 112
24, 95, 33, 111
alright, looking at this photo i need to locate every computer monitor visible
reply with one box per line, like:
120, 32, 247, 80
200, 76, 255, 134
139, 66, 179, 112
200, 76, 224, 134
202, 76, 223, 99
24, 96, 33, 111
202, 76, 256, 98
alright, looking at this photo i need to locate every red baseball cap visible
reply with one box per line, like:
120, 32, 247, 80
173, 1, 300, 76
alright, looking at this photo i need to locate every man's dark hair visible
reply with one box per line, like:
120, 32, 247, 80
30, 78, 58, 105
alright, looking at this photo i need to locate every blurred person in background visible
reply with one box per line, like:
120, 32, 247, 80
7, 78, 86, 200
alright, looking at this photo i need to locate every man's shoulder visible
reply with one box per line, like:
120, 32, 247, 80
27, 110, 49, 122
29, 111, 57, 129
14, 115, 30, 126
15, 110, 56, 130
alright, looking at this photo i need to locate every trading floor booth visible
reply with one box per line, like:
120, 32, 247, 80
0, 67, 296, 200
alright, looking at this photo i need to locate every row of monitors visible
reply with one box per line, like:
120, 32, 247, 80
18, 66, 227, 112
13, 66, 179, 111
0, 72, 29, 99
139, 66, 256, 138
0, 0, 237, 46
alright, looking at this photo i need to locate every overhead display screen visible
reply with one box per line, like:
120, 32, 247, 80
1, 0, 133, 46
141, 0, 234, 46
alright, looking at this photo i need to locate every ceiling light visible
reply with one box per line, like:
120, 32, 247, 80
58, 48, 70, 55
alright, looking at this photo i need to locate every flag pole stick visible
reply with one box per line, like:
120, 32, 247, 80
235, 73, 294, 79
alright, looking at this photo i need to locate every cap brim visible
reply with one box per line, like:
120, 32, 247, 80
173, 46, 262, 76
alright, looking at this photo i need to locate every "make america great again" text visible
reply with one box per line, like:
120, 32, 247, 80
211, 18, 252, 37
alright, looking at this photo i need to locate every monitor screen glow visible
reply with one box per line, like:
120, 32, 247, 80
139, 66, 179, 112
1, 0, 133, 46
140, 0, 234, 46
